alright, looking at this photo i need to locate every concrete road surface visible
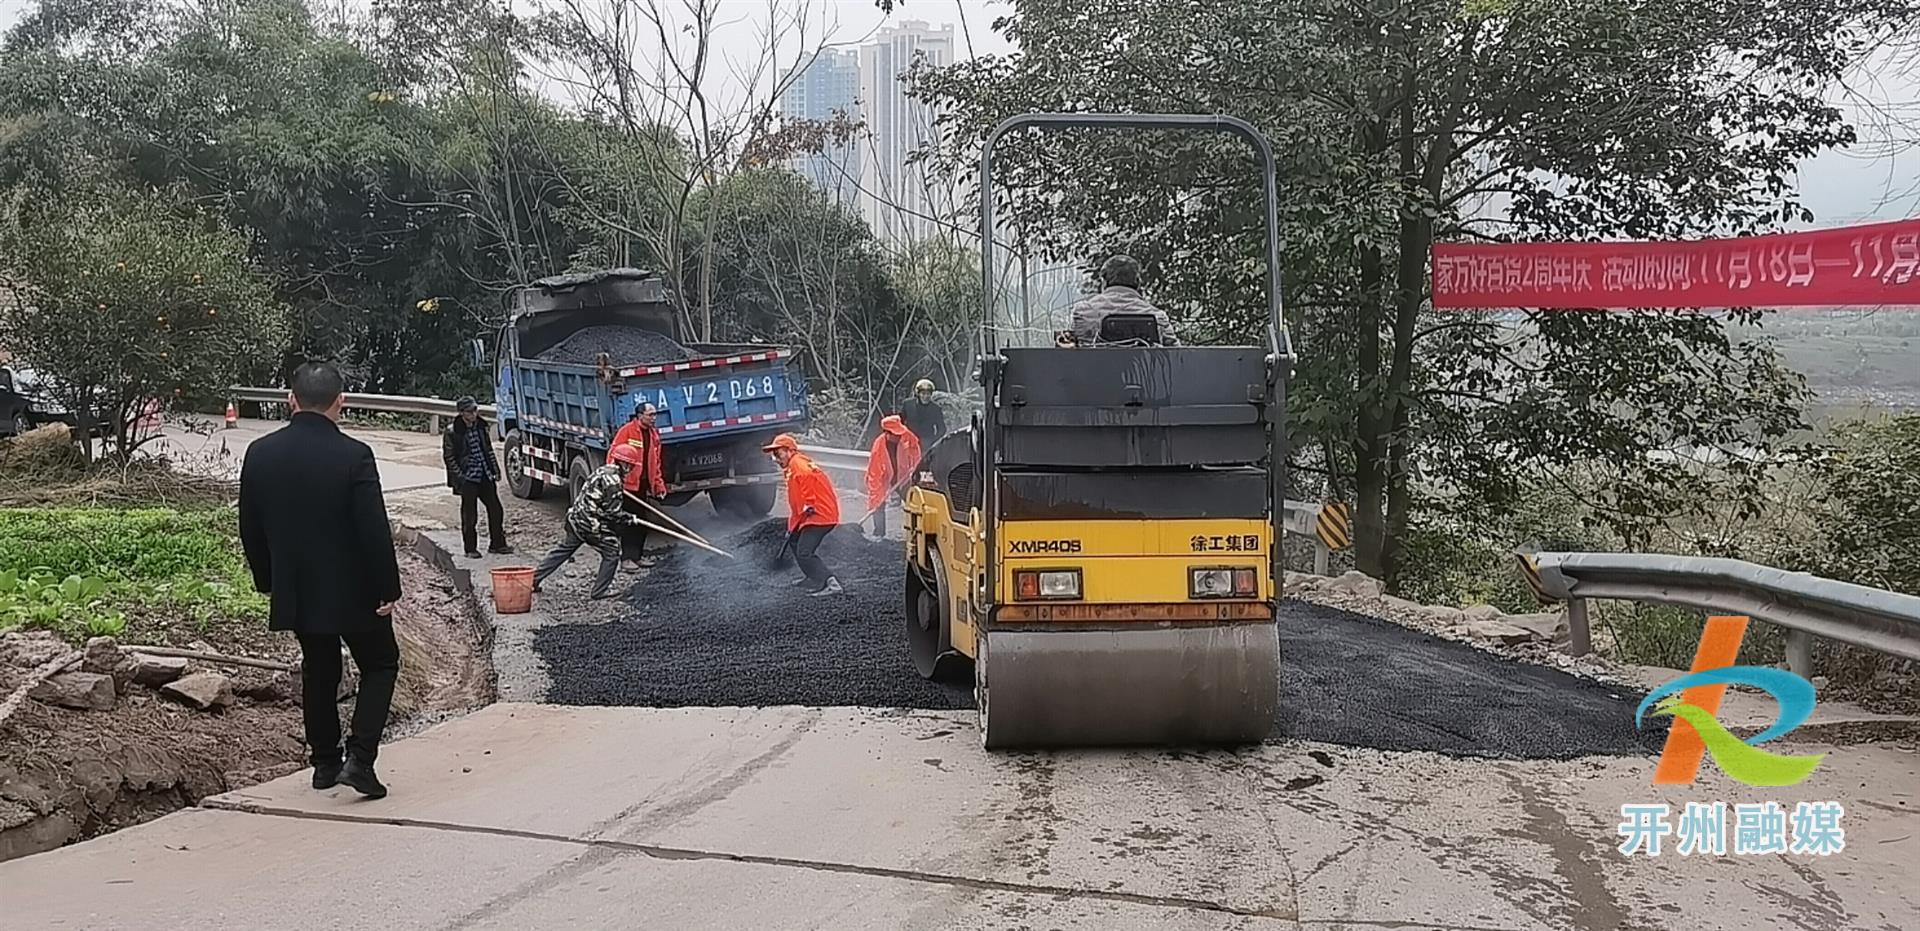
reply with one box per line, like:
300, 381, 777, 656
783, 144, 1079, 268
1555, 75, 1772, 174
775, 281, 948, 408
4, 704, 1916, 930
151, 416, 460, 493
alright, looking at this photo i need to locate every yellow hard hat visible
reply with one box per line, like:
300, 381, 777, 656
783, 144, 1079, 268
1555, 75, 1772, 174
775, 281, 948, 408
914, 378, 935, 392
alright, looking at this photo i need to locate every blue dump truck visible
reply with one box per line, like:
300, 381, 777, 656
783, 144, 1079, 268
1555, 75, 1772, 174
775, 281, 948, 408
492, 268, 808, 518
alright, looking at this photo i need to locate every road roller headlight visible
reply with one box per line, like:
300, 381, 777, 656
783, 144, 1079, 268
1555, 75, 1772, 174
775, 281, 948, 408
1190, 567, 1258, 599
1014, 569, 1081, 600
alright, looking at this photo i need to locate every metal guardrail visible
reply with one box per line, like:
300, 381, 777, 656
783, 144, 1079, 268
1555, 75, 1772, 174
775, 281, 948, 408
797, 444, 873, 474
231, 387, 494, 434
1517, 551, 1920, 676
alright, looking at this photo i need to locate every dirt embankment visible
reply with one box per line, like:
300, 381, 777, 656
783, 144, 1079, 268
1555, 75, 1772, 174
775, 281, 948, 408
0, 546, 493, 862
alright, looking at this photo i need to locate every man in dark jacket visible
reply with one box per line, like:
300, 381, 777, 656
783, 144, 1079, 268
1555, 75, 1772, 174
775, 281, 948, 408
238, 362, 403, 799
901, 378, 947, 443
442, 396, 511, 559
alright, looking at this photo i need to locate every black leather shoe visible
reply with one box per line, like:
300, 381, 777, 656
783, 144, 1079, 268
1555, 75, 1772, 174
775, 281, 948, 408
464, 549, 482, 559
312, 762, 343, 790
340, 759, 387, 799
489, 543, 513, 554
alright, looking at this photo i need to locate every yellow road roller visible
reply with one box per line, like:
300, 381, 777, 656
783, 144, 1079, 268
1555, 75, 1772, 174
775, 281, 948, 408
901, 113, 1292, 749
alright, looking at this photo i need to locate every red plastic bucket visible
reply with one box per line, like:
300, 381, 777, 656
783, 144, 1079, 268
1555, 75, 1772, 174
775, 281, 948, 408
490, 566, 536, 614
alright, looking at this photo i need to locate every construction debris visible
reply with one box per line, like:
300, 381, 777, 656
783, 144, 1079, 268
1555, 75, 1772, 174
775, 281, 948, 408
0, 631, 68, 670
158, 672, 234, 711
28, 671, 116, 711
130, 654, 189, 687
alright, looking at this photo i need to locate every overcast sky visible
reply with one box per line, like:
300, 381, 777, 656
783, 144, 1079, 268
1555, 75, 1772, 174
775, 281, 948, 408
0, 0, 1912, 226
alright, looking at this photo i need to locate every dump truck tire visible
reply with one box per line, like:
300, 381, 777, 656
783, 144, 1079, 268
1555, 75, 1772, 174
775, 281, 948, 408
711, 484, 777, 520
504, 429, 544, 501
567, 454, 593, 503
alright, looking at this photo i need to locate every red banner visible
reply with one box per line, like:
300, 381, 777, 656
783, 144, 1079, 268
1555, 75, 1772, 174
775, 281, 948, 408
1431, 219, 1920, 309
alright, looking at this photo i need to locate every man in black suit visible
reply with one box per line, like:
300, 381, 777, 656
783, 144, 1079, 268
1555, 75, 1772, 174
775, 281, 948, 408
239, 362, 403, 799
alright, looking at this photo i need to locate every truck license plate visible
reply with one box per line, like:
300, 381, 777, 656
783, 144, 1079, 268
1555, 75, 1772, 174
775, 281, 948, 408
686, 452, 725, 467
673, 375, 779, 407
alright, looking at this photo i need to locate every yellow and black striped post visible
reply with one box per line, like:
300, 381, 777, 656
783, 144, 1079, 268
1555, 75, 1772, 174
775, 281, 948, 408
1315, 502, 1351, 551
1307, 501, 1352, 575
1514, 552, 1563, 606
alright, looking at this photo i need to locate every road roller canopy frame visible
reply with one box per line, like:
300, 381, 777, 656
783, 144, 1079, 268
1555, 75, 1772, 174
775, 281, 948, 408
974, 112, 1293, 613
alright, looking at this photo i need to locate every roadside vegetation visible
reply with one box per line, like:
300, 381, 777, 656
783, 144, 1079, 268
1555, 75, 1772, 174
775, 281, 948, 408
0, 425, 268, 653
1390, 410, 1920, 699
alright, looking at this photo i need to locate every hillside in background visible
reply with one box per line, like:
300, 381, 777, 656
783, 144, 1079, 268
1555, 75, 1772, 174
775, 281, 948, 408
1742, 311, 1920, 417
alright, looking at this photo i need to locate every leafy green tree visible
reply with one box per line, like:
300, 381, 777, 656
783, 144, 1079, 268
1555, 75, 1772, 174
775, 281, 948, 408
915, 0, 1907, 588
0, 0, 673, 395
890, 239, 982, 396
692, 168, 899, 394
0, 188, 288, 462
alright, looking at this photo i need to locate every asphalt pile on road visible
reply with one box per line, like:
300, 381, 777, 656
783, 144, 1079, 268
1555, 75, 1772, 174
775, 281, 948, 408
535, 325, 692, 366
1273, 599, 1664, 759
535, 520, 1658, 759
536, 518, 972, 710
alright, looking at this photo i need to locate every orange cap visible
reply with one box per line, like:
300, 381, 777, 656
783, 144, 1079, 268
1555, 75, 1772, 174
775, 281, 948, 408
761, 433, 800, 453
611, 444, 644, 465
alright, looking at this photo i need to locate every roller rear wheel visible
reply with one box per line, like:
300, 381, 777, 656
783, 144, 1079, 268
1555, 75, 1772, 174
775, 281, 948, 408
906, 564, 944, 678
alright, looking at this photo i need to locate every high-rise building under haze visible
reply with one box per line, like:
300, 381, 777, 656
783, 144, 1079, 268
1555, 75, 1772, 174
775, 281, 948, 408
857, 21, 954, 243
777, 49, 862, 207
779, 22, 956, 243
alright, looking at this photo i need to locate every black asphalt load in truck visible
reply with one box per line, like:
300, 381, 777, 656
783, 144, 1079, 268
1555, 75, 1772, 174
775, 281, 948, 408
491, 268, 810, 518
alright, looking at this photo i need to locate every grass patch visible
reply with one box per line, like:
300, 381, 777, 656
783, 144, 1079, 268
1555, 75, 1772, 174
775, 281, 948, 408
1593, 602, 1786, 670
0, 506, 265, 642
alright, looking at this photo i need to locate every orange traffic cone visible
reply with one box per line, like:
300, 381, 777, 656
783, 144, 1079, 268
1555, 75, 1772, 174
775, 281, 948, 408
224, 401, 238, 429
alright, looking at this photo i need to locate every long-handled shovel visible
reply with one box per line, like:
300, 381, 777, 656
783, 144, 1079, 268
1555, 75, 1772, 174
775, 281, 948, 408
623, 490, 717, 550
623, 512, 735, 560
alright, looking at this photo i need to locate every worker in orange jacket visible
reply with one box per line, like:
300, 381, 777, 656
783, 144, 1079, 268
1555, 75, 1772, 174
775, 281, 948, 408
863, 415, 921, 540
607, 403, 667, 568
762, 433, 842, 596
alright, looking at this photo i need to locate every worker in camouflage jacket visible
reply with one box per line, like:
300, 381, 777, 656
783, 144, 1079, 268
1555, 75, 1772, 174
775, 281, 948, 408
531, 444, 646, 600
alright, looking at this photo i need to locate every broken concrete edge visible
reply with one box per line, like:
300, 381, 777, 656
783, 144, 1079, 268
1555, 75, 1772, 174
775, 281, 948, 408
389, 518, 501, 706
392, 518, 473, 595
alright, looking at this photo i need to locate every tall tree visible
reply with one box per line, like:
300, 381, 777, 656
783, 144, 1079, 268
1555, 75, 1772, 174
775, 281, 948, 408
916, 0, 1908, 588
0, 187, 288, 462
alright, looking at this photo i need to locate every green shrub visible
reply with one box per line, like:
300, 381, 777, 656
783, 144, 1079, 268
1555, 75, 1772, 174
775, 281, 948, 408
1814, 413, 1920, 595
1594, 602, 1785, 669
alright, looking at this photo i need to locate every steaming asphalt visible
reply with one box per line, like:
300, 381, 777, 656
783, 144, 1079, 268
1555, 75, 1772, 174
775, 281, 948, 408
530, 519, 1660, 760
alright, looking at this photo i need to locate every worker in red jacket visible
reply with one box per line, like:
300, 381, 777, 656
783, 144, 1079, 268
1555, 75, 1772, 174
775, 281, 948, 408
763, 433, 842, 596
863, 415, 921, 540
607, 403, 667, 569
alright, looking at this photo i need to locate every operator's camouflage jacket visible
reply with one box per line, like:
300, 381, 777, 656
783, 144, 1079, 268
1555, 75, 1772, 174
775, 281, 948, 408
566, 464, 635, 543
